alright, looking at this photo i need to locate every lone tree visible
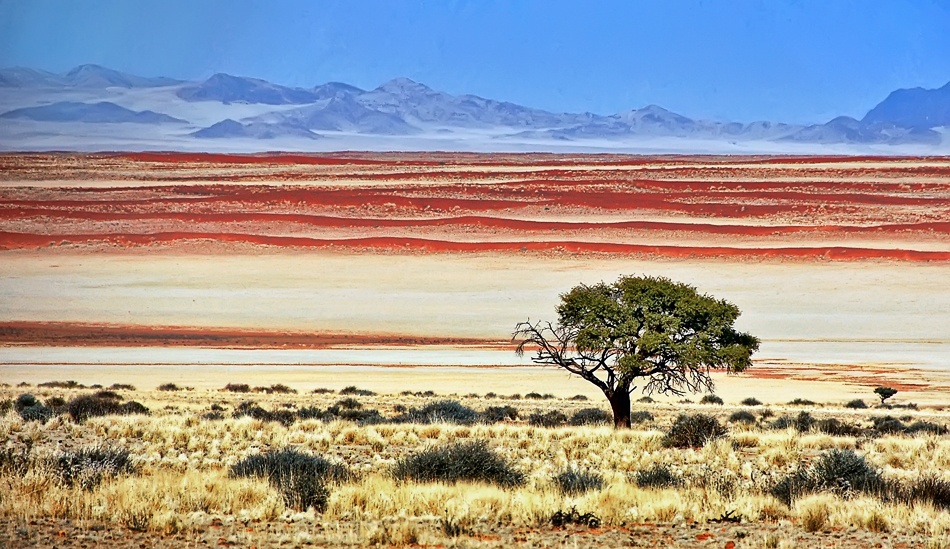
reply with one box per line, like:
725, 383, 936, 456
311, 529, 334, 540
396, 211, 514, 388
513, 275, 760, 428
874, 386, 898, 405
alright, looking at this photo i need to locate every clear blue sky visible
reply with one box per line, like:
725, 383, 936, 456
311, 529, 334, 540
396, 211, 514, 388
1, 0, 948, 123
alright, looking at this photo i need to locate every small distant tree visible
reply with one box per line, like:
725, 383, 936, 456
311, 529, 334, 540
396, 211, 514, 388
874, 386, 898, 405
513, 275, 759, 428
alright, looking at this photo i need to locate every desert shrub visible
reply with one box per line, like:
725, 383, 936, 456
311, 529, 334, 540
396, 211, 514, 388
107, 383, 135, 391
553, 468, 605, 495
38, 380, 84, 389
296, 406, 325, 421
390, 440, 524, 487
788, 398, 816, 406
507, 394, 521, 400
741, 397, 763, 406
663, 414, 727, 448
93, 390, 122, 401
394, 400, 478, 425
14, 393, 40, 411
770, 411, 815, 432
637, 396, 655, 404
630, 410, 655, 423
45, 396, 67, 408
65, 394, 149, 422
901, 475, 950, 510
334, 398, 362, 410
223, 383, 251, 393
157, 383, 180, 391
634, 464, 683, 489
325, 406, 384, 425
339, 386, 375, 396
814, 417, 865, 437
728, 410, 757, 424
484, 392, 497, 399
233, 401, 296, 427
906, 420, 948, 436
525, 392, 544, 400
528, 410, 568, 428
844, 399, 868, 409
872, 415, 907, 435
759, 408, 774, 419
311, 388, 334, 394
19, 404, 55, 422
699, 394, 724, 405
201, 411, 225, 420
52, 445, 134, 489
770, 449, 883, 505
253, 384, 297, 394
0, 447, 31, 476
482, 405, 519, 423
569, 394, 589, 401
568, 407, 611, 426
230, 449, 348, 511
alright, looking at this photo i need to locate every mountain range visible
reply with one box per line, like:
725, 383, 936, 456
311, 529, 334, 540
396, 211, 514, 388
0, 63, 947, 151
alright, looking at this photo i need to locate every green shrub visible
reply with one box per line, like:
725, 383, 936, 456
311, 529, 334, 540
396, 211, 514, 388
552, 468, 605, 495
728, 410, 757, 424
634, 464, 683, 489
65, 394, 149, 422
391, 440, 524, 487
394, 400, 478, 425
844, 399, 868, 409
482, 405, 519, 423
770, 449, 883, 505
230, 449, 348, 511
663, 414, 727, 448
699, 394, 724, 405
741, 397, 763, 406
528, 410, 567, 428
568, 408, 611, 426
630, 410, 655, 424
339, 386, 375, 396
53, 445, 134, 490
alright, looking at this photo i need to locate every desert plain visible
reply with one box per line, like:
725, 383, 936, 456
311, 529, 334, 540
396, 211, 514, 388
1, 152, 950, 547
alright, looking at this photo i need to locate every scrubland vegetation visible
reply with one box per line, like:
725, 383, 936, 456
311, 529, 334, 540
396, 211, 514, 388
2, 383, 950, 547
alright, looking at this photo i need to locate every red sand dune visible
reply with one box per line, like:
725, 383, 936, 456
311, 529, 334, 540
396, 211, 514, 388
1, 153, 948, 261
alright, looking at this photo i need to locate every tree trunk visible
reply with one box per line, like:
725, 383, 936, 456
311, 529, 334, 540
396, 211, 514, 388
607, 388, 632, 429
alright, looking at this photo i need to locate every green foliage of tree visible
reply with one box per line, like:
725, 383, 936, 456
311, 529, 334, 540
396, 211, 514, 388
874, 386, 898, 405
514, 275, 759, 428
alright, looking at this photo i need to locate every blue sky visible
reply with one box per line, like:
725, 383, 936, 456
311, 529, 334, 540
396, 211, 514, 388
1, 0, 948, 123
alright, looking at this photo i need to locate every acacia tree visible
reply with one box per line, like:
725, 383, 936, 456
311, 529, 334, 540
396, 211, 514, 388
513, 275, 760, 428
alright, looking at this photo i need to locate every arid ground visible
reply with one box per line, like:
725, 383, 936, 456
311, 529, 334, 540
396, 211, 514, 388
1, 152, 950, 547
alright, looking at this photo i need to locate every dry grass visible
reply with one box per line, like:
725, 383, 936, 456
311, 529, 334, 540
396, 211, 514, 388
2, 385, 950, 545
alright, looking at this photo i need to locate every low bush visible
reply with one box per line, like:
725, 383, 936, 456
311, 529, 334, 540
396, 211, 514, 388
157, 383, 180, 391
253, 384, 297, 394
634, 464, 683, 489
630, 410, 655, 424
52, 445, 134, 489
65, 394, 149, 422
637, 396, 655, 404
339, 386, 376, 396
552, 468, 605, 495
528, 410, 568, 428
788, 398, 816, 406
391, 440, 524, 487
524, 392, 544, 400
906, 420, 948, 436
0, 447, 31, 476
844, 399, 868, 409
814, 417, 865, 437
568, 407, 611, 426
394, 400, 478, 425
37, 380, 84, 389
663, 414, 727, 448
14, 393, 40, 411
741, 397, 763, 406
699, 394, 724, 405
770, 449, 883, 505
900, 475, 950, 510
223, 383, 251, 393
728, 410, 757, 424
482, 405, 519, 423
334, 398, 362, 410
107, 383, 135, 391
311, 388, 334, 394
770, 411, 815, 432
232, 401, 296, 426
569, 394, 589, 401
230, 449, 348, 511
15, 394, 55, 421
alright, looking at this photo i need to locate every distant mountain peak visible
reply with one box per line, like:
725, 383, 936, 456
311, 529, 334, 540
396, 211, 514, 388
374, 77, 436, 95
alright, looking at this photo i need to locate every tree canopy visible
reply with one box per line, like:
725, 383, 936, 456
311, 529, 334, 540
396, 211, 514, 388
514, 275, 760, 428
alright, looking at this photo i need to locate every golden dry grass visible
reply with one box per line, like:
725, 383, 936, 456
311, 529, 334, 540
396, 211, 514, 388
2, 383, 950, 546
